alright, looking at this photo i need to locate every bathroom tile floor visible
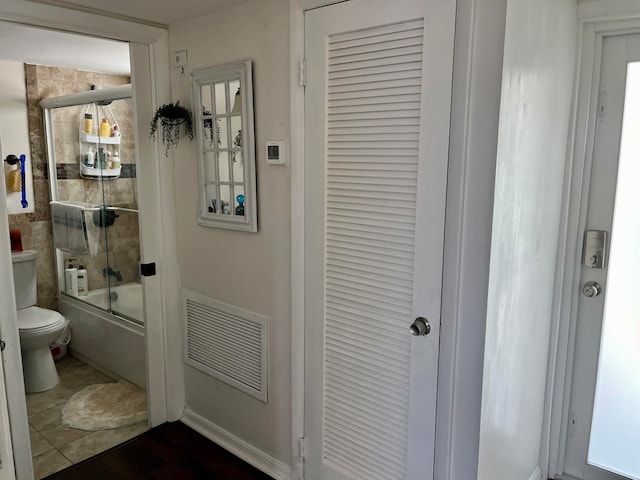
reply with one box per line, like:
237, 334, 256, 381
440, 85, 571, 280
26, 355, 149, 479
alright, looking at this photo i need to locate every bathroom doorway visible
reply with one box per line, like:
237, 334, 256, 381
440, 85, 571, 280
0, 12, 175, 480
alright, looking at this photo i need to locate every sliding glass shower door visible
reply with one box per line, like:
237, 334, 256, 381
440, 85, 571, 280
43, 88, 143, 324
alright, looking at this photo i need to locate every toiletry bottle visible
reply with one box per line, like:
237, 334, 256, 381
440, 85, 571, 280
111, 124, 120, 137
83, 113, 93, 135
99, 118, 111, 137
85, 146, 95, 167
65, 261, 78, 296
106, 151, 113, 169
112, 150, 121, 169
98, 147, 106, 169
77, 265, 88, 296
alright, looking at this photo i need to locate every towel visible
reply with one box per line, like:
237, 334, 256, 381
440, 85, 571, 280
7, 169, 21, 193
85, 208, 101, 257
51, 202, 90, 256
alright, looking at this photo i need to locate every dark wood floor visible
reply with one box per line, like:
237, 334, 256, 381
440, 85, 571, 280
44, 421, 275, 480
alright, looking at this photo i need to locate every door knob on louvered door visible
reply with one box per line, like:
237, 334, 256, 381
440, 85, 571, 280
410, 317, 431, 336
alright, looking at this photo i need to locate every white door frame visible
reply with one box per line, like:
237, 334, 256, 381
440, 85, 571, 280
0, 2, 183, 478
0, 171, 28, 479
289, 0, 507, 478
542, 12, 640, 479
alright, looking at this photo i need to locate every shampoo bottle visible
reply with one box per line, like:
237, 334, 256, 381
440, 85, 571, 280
83, 113, 93, 135
99, 118, 111, 137
77, 265, 88, 296
65, 261, 78, 296
85, 146, 95, 167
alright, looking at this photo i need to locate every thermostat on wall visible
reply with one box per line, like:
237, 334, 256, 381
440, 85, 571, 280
266, 140, 288, 165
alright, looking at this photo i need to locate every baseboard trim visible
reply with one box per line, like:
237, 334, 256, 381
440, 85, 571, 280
181, 408, 292, 480
529, 466, 543, 480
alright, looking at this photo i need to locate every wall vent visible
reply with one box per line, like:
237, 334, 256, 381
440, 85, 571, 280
183, 289, 268, 402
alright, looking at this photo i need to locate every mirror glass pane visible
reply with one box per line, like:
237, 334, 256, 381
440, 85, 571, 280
220, 185, 231, 215
201, 85, 213, 117
234, 185, 245, 217
214, 82, 227, 115
204, 151, 217, 182
218, 117, 229, 149
206, 184, 218, 213
218, 152, 230, 183
230, 80, 241, 113
231, 116, 242, 150
233, 152, 244, 182
203, 119, 216, 149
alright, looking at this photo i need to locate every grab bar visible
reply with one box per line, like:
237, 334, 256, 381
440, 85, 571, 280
49, 201, 138, 213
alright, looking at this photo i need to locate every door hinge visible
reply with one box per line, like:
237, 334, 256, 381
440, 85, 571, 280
299, 58, 306, 88
598, 90, 607, 118
0, 339, 5, 351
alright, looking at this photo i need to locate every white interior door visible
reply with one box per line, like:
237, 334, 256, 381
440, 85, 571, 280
563, 33, 640, 480
303, 0, 455, 478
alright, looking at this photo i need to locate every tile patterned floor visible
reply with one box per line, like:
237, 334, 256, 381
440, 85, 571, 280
27, 356, 149, 479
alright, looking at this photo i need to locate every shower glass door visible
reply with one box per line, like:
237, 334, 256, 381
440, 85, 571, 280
45, 92, 143, 324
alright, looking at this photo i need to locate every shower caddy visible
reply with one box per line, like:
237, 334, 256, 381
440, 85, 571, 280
78, 102, 121, 179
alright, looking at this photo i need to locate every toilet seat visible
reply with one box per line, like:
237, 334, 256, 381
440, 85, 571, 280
17, 306, 66, 335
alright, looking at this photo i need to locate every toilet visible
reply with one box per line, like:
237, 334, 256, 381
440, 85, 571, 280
11, 250, 67, 393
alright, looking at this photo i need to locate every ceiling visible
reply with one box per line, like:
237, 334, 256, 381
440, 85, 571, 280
0, 21, 130, 75
0, 0, 245, 76
25, 0, 244, 26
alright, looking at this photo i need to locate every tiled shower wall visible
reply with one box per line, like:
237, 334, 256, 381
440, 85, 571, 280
8, 65, 136, 309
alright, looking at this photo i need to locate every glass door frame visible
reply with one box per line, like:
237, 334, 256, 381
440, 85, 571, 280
42, 85, 133, 307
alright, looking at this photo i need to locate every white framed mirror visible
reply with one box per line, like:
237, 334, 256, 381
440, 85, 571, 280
191, 60, 257, 231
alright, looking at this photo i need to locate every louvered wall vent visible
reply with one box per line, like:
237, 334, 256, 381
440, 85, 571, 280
183, 289, 268, 402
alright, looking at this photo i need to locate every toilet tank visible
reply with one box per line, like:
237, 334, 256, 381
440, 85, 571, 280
11, 250, 38, 309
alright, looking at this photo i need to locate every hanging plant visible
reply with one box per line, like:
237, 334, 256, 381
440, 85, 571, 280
149, 101, 194, 156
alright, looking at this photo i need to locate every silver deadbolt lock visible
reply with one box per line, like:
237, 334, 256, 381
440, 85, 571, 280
583, 281, 601, 298
410, 317, 431, 336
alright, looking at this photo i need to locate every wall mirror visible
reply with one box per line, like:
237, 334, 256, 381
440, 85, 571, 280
192, 60, 257, 231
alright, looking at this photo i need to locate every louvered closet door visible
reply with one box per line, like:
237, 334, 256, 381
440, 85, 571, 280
304, 1, 455, 479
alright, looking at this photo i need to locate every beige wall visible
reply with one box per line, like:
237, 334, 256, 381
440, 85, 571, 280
169, 0, 291, 465
8, 65, 132, 308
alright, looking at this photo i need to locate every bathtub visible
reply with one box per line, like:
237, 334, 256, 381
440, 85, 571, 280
58, 282, 146, 389
82, 283, 144, 324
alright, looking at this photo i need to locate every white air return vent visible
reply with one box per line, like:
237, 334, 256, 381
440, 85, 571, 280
183, 289, 268, 402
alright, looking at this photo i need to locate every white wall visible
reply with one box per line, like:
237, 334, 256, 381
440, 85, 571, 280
0, 60, 34, 215
477, 1, 577, 479
169, 0, 291, 466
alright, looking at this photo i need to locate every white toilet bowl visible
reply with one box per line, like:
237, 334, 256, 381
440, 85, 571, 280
17, 306, 66, 393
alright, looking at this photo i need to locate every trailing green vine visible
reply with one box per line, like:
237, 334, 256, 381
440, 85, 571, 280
149, 101, 194, 156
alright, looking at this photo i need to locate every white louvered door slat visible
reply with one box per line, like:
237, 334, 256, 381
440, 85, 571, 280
305, 1, 455, 479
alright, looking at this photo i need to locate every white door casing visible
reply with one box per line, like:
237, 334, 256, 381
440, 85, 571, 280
0, 349, 15, 480
562, 33, 640, 480
304, 0, 455, 478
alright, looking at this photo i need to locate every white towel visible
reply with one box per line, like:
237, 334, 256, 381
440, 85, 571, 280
84, 208, 101, 257
51, 202, 90, 256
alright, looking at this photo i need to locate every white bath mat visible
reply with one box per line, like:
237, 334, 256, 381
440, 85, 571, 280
61, 380, 147, 431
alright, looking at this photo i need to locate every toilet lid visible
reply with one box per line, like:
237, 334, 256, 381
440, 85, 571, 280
17, 306, 65, 330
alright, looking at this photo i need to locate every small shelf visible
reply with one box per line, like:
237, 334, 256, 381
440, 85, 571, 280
80, 163, 121, 178
79, 131, 121, 145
